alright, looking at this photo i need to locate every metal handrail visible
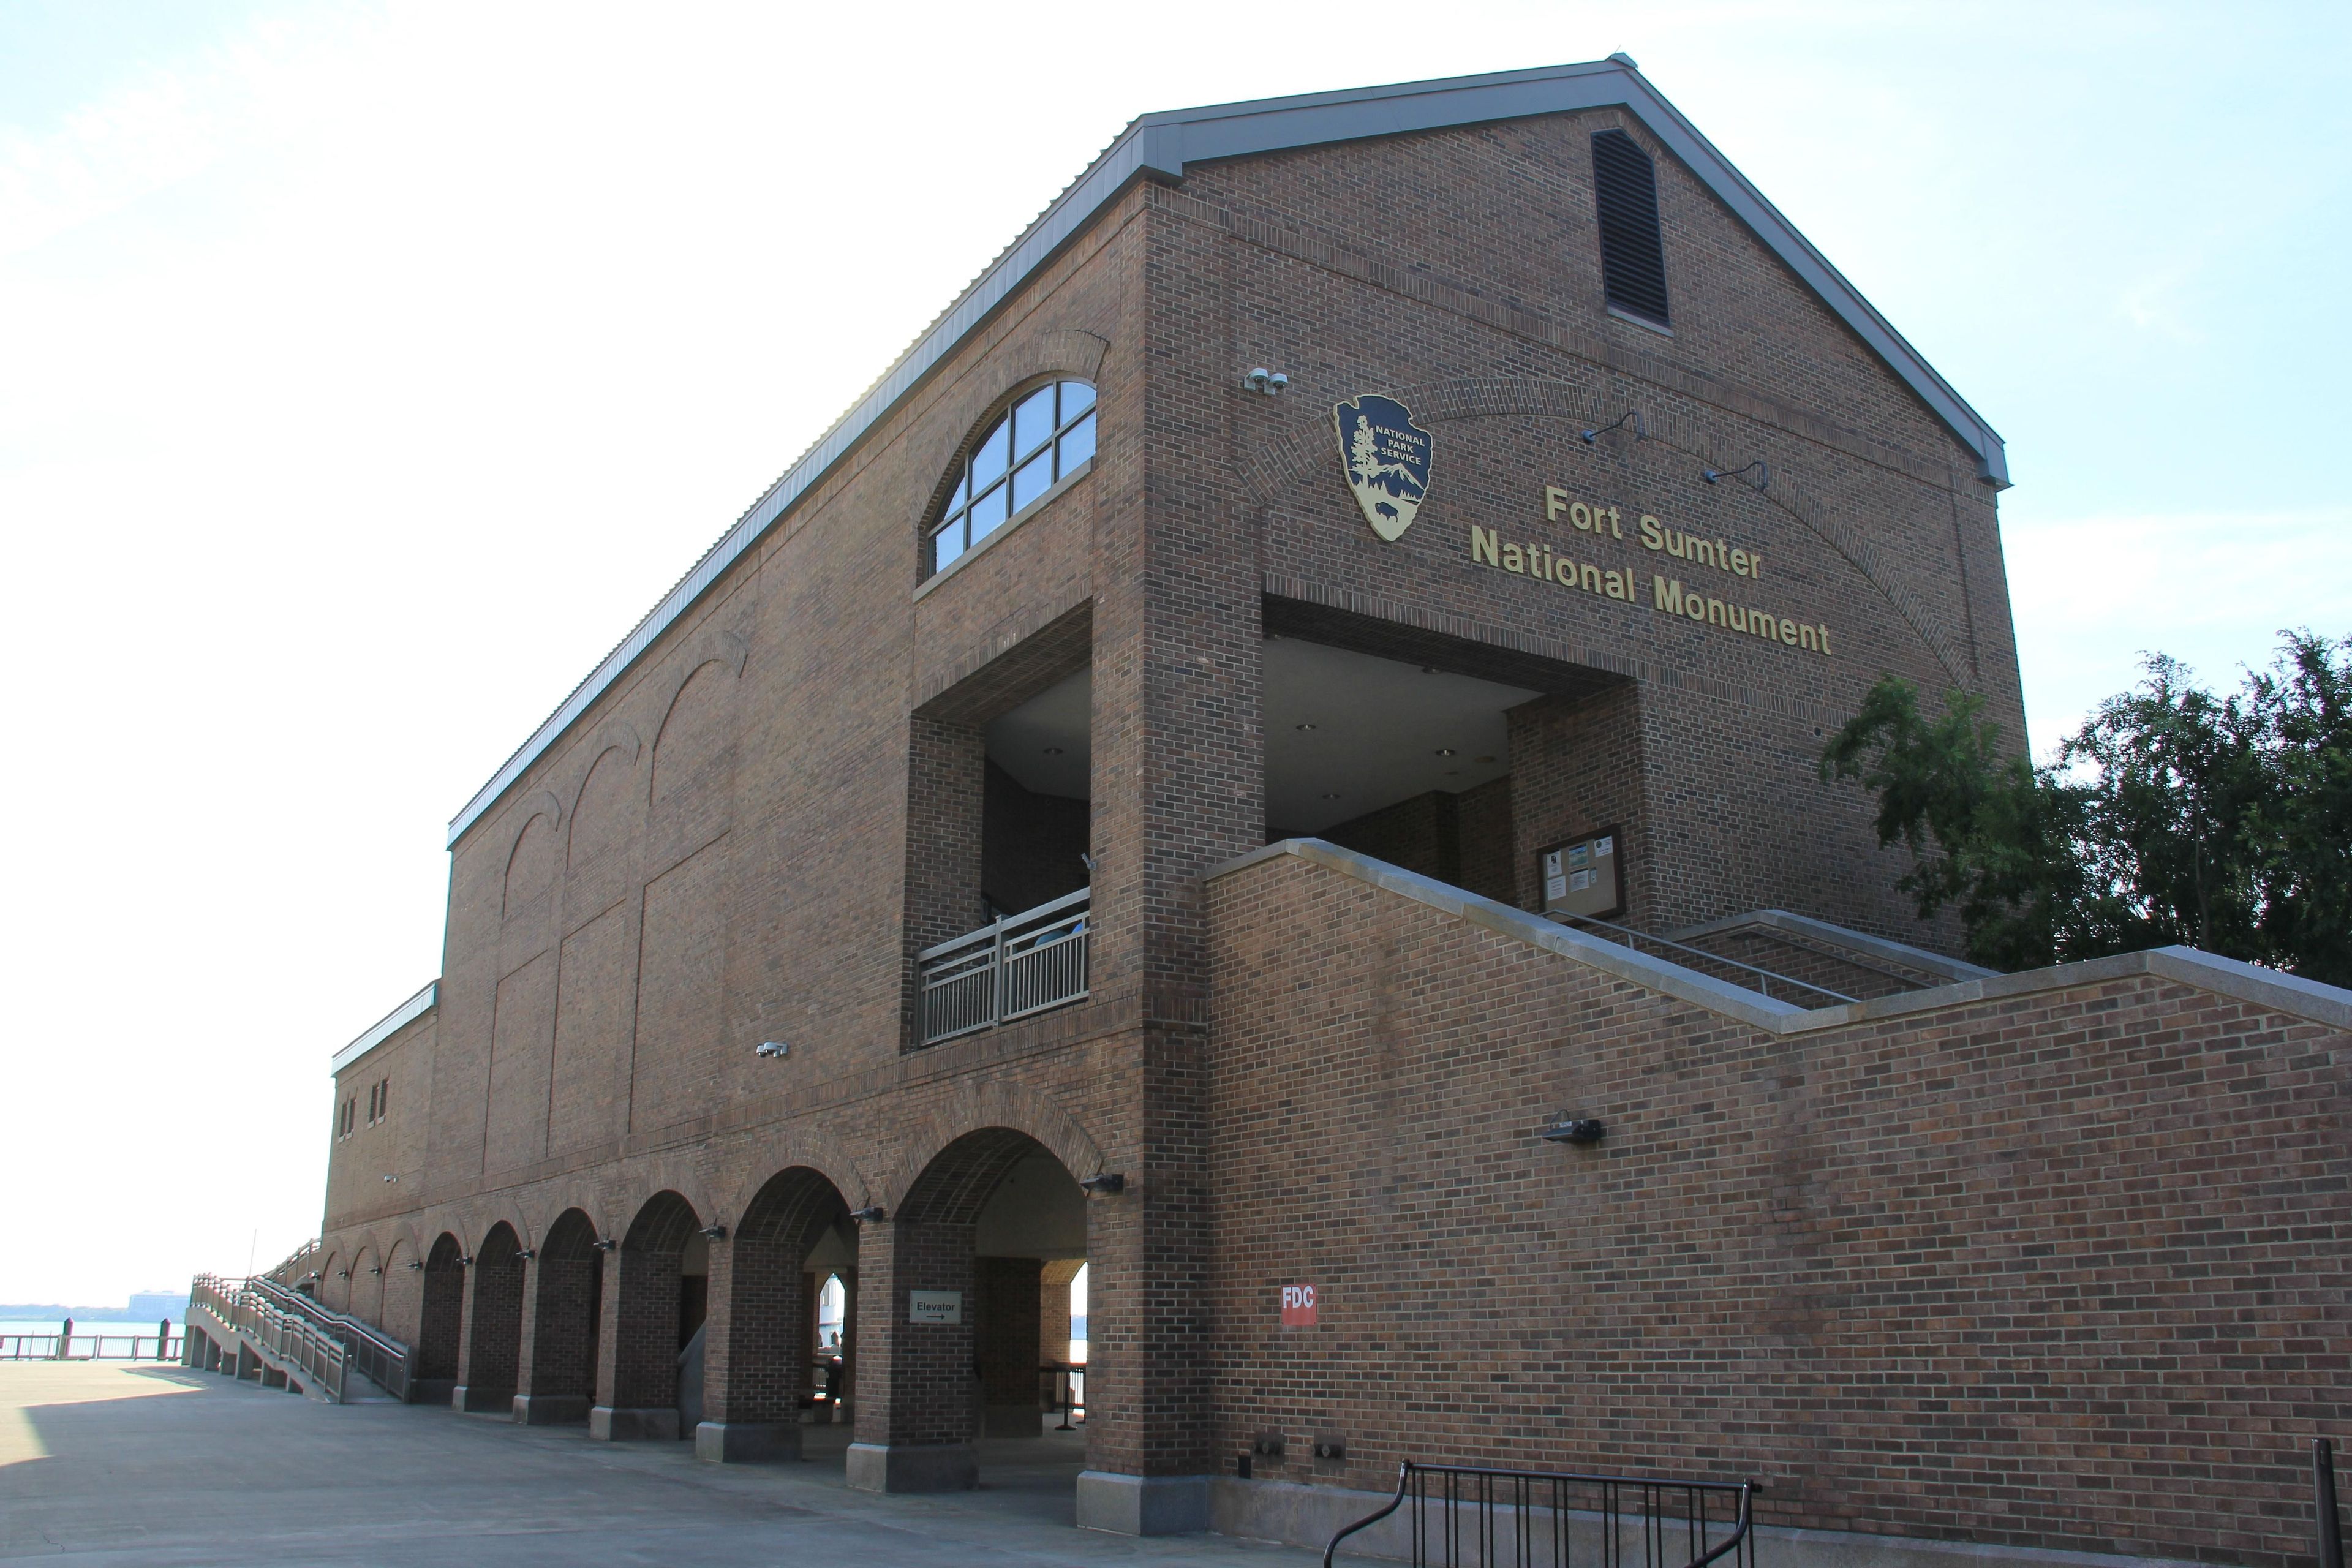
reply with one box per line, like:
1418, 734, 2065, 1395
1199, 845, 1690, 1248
1326, 1459, 1755, 1568
1549, 912, 1858, 1005
247, 1275, 411, 1400
190, 1273, 350, 1401
0, 1333, 181, 1361
919, 888, 1090, 1045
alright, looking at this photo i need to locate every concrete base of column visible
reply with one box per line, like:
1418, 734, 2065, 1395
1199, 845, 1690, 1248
511, 1393, 589, 1425
1076, 1471, 1212, 1536
693, 1420, 801, 1463
983, 1405, 1044, 1438
589, 1405, 681, 1441
452, 1383, 514, 1413
409, 1379, 456, 1407
845, 1441, 977, 1493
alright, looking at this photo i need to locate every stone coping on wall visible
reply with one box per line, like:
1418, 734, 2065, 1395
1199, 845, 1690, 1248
1205, 839, 2352, 1036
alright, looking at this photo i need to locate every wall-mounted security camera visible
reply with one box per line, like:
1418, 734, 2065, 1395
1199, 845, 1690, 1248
1243, 368, 1290, 396
755, 1040, 789, 1059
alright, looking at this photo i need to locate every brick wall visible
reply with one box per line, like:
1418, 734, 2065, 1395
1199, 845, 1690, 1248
1205, 850, 2350, 1566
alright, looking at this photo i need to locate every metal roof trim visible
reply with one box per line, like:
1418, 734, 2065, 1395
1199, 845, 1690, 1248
445, 57, 2005, 847
329, 981, 438, 1077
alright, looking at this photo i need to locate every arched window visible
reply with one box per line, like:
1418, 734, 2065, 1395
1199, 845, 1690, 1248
930, 380, 1096, 572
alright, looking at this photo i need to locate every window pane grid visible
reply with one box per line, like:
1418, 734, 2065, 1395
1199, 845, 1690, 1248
929, 381, 1096, 572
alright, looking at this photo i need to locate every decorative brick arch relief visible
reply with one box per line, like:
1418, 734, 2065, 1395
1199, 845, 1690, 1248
879, 1079, 1106, 1216
1240, 374, 1971, 688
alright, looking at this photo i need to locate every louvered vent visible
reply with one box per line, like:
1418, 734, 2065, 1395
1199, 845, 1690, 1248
1592, 129, 1670, 328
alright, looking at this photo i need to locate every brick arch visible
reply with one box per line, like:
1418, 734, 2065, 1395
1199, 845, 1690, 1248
616, 1150, 723, 1237
707, 1164, 854, 1431
464, 1196, 538, 1258
1238, 373, 1971, 688
620, 1189, 703, 1253
462, 1220, 527, 1403
717, 1125, 875, 1224
350, 1245, 385, 1325
319, 1251, 346, 1310
907, 326, 1109, 542
377, 1235, 416, 1341
528, 1187, 614, 1248
414, 1231, 466, 1384
878, 1077, 1106, 1215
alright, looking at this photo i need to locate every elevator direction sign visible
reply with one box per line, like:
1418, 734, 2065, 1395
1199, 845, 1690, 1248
1280, 1284, 1318, 1327
908, 1290, 963, 1325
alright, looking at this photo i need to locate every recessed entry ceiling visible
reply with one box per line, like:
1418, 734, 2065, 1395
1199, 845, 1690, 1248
989, 669, 1092, 799
1265, 638, 1538, 834
984, 640, 1542, 834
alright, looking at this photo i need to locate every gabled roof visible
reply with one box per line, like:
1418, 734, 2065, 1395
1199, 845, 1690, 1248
447, 56, 2006, 847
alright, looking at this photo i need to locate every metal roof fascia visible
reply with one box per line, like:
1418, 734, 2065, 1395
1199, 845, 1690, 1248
445, 58, 2005, 848
329, 981, 438, 1077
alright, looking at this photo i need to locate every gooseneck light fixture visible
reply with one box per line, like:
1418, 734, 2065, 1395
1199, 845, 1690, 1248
1702, 460, 1768, 490
1578, 410, 1645, 445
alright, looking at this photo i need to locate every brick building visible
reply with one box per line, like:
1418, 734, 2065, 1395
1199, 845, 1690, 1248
281, 60, 2351, 1566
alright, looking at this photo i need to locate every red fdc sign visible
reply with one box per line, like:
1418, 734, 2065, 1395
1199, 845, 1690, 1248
1280, 1283, 1317, 1327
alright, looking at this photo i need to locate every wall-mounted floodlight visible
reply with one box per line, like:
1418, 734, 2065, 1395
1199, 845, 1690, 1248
457, 1256, 473, 1267
755, 1041, 788, 1059
849, 1205, 887, 1224
409, 1261, 423, 1271
591, 1238, 617, 1253
1579, 410, 1645, 444
1079, 1173, 1127, 1196
514, 1248, 535, 1262
1702, 461, 1767, 489
1541, 1119, 1608, 1146
699, 1224, 728, 1242
370, 1266, 383, 1276
1243, 368, 1290, 396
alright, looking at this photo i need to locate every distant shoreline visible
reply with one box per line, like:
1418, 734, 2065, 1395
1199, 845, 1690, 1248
0, 1303, 189, 1322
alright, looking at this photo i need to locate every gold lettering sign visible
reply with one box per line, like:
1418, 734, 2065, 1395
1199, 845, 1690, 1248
1463, 491, 1835, 658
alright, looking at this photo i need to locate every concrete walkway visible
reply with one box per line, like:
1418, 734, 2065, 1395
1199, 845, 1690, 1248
1, 1363, 1319, 1566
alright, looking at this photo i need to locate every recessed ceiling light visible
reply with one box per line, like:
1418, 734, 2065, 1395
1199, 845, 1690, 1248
1434, 747, 1457, 756
1042, 746, 1065, 755
1295, 722, 1317, 731
1320, 791, 1341, 800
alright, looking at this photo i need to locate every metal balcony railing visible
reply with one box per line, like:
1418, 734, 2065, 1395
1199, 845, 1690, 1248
919, 888, 1090, 1046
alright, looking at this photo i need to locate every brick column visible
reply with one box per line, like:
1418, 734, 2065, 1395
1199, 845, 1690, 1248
453, 1257, 522, 1413
590, 1245, 681, 1441
845, 1216, 979, 1493
695, 1235, 805, 1461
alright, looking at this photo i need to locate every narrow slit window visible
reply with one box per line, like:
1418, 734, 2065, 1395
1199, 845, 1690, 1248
1591, 129, 1670, 328
928, 381, 1097, 574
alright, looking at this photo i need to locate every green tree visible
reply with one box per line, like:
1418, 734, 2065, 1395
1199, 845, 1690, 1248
1820, 631, 2351, 984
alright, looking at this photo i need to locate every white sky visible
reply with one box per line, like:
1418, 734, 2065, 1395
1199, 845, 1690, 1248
1, 1, 2345, 1305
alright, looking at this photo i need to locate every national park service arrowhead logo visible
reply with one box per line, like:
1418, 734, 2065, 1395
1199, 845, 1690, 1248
1334, 394, 1433, 542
